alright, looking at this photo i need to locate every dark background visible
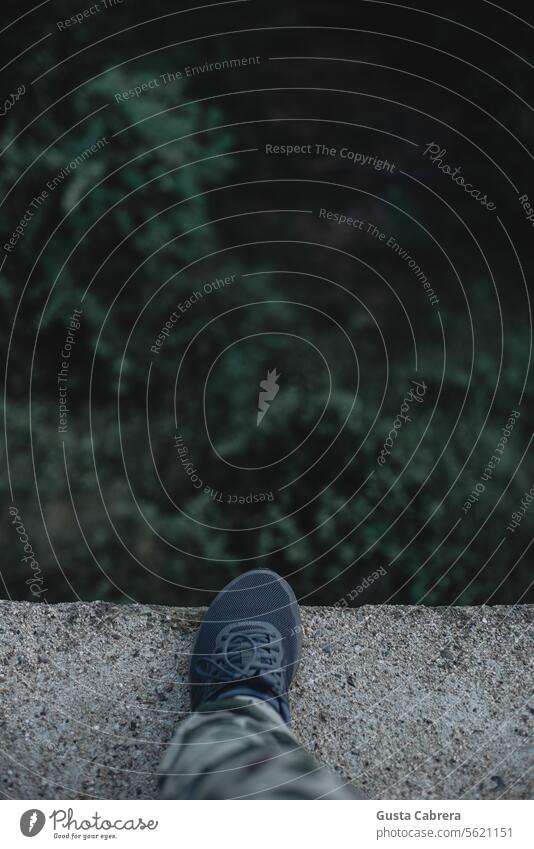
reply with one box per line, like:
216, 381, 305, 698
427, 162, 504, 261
1, 0, 533, 606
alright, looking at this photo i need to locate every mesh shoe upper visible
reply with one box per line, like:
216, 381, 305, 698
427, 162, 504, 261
189, 569, 302, 714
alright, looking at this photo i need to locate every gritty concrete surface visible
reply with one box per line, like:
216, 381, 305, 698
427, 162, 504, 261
0, 601, 532, 800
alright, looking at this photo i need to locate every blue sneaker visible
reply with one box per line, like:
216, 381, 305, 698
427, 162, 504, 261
189, 569, 302, 723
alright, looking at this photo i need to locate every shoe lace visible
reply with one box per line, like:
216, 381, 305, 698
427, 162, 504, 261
192, 620, 284, 691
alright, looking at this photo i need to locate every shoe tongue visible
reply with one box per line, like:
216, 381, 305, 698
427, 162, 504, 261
222, 622, 276, 677
226, 635, 257, 668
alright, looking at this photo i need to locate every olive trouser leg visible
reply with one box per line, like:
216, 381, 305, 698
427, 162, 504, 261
158, 695, 365, 800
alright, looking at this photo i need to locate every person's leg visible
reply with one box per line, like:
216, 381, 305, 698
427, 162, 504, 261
159, 695, 364, 799
158, 569, 365, 800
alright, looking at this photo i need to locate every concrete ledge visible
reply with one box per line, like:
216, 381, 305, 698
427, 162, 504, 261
0, 601, 532, 799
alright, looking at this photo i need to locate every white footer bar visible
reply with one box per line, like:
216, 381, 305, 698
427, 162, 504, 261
2, 799, 532, 848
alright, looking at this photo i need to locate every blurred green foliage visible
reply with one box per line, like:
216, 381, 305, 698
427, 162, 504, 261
1, 1, 532, 606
